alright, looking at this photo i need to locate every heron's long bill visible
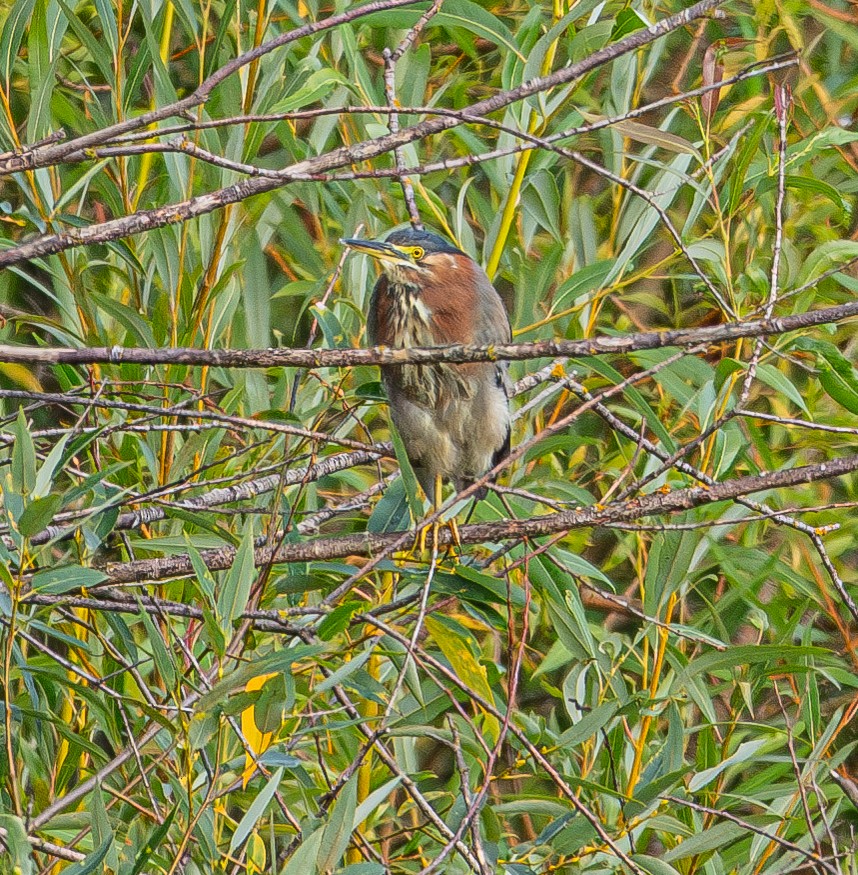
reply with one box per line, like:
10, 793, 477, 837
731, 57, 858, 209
341, 238, 413, 267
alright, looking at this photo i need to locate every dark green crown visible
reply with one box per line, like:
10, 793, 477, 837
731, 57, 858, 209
385, 228, 465, 256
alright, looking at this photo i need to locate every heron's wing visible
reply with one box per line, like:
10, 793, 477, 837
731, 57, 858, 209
472, 269, 512, 345
469, 269, 513, 401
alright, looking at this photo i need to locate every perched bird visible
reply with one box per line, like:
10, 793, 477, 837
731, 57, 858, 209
343, 228, 511, 502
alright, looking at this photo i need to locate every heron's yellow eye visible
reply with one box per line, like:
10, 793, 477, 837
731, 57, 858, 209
410, 246, 425, 260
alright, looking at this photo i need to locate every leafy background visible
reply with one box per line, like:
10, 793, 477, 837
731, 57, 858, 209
0, 0, 857, 873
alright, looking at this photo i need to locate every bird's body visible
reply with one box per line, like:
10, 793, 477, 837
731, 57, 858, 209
344, 229, 511, 496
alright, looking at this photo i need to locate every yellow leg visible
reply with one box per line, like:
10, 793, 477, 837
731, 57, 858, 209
417, 474, 444, 554
416, 474, 462, 555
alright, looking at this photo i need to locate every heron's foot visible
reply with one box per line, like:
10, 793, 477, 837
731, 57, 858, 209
406, 475, 461, 559
414, 515, 461, 556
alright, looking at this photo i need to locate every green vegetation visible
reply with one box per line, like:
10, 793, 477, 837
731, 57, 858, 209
0, 0, 857, 872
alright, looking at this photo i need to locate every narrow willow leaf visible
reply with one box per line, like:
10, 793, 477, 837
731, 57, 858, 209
129, 807, 177, 875
425, 614, 500, 742
662, 821, 746, 862
317, 601, 362, 641
630, 854, 682, 875
139, 600, 178, 689
352, 776, 402, 829
66, 835, 113, 875
30, 565, 108, 594
688, 738, 768, 791
794, 337, 858, 415
197, 645, 324, 711
315, 645, 374, 693
390, 424, 423, 519
0, 814, 35, 875
367, 477, 410, 533
317, 774, 357, 872
217, 526, 256, 629
0, 0, 36, 88
754, 363, 809, 414
11, 407, 36, 496
435, 0, 523, 62
17, 493, 61, 537
33, 433, 70, 498
281, 824, 324, 875
229, 767, 284, 854
795, 240, 858, 288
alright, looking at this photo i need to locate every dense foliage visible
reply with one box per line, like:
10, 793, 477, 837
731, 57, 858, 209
0, 0, 857, 872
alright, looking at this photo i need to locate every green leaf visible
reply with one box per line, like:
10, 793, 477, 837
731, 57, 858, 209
550, 260, 614, 314
138, 600, 177, 689
755, 174, 850, 215
630, 855, 681, 875
687, 738, 768, 791
317, 774, 357, 872
522, 170, 562, 240
65, 835, 112, 875
17, 493, 61, 537
795, 240, 858, 288
609, 151, 694, 286
316, 645, 374, 694
662, 821, 746, 862
390, 425, 423, 519
753, 363, 809, 414
33, 434, 70, 498
724, 114, 767, 216
317, 602, 361, 641
30, 565, 108, 594
229, 768, 284, 855
367, 477, 411, 533
55, 0, 115, 84
27, 0, 58, 142
611, 7, 648, 40
270, 69, 349, 113
197, 645, 324, 712
281, 824, 324, 875
675, 645, 823, 686
794, 337, 858, 415
10, 407, 36, 496
217, 526, 256, 629
129, 806, 177, 875
582, 355, 676, 452
0, 0, 36, 88
352, 776, 402, 829
0, 814, 35, 875
556, 699, 619, 747
435, 0, 523, 62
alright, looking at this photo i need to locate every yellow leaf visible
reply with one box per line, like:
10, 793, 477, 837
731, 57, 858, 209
0, 363, 42, 393
241, 671, 278, 787
424, 616, 500, 743
247, 832, 266, 874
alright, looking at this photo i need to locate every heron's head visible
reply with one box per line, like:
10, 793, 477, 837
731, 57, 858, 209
342, 228, 467, 286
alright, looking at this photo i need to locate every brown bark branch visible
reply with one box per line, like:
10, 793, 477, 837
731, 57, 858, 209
93, 452, 858, 586
0, 299, 855, 370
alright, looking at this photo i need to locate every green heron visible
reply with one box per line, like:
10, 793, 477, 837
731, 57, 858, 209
343, 228, 511, 504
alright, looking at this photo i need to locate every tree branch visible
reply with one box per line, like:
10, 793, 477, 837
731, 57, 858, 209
91, 452, 858, 585
0, 299, 855, 370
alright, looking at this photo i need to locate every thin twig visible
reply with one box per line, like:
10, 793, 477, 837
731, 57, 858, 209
664, 796, 840, 875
